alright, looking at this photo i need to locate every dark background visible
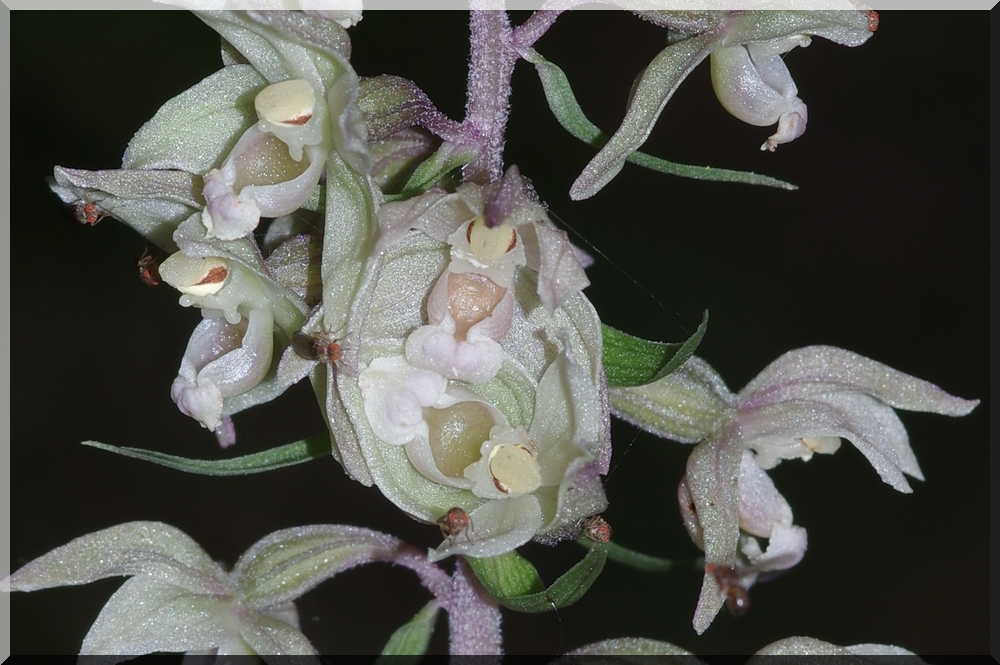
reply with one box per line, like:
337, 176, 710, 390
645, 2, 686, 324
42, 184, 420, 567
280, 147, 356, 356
10, 10, 989, 657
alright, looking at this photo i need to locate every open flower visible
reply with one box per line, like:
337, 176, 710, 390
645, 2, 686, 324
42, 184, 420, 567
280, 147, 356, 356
193, 11, 366, 240
359, 337, 609, 561
158, 240, 307, 433
303, 161, 609, 559
569, 10, 877, 199
378, 166, 590, 314
3, 521, 506, 657
609, 346, 978, 633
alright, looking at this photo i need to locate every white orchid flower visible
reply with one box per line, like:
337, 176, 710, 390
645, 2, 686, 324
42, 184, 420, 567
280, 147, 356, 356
2, 522, 395, 657
610, 345, 978, 634
3, 521, 509, 657
359, 336, 609, 562
193, 11, 368, 240
570, 10, 878, 199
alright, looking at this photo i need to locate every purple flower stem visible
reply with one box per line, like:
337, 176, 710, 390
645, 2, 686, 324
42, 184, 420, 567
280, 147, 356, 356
512, 10, 564, 50
463, 10, 518, 184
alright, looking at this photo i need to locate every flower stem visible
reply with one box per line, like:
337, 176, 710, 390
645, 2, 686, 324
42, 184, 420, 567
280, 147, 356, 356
512, 10, 563, 50
463, 10, 517, 184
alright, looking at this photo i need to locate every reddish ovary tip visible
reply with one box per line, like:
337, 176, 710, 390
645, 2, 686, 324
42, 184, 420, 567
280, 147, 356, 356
867, 10, 879, 31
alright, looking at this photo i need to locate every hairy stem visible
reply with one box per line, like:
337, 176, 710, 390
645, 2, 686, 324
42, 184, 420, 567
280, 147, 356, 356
512, 10, 563, 50
463, 10, 517, 183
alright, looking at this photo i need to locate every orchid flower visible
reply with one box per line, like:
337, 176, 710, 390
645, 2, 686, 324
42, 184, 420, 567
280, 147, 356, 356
193, 10, 365, 241
279, 159, 611, 559
569, 10, 877, 199
609, 346, 978, 634
2, 521, 503, 657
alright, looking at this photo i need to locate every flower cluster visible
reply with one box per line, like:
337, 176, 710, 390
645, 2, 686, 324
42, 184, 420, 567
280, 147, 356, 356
31, 6, 980, 658
345, 166, 610, 560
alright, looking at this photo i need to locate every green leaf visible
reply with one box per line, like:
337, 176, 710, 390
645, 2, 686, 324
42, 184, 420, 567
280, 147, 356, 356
603, 311, 708, 387
81, 434, 330, 476
580, 539, 691, 573
386, 141, 477, 201
466, 544, 607, 613
376, 600, 439, 659
524, 48, 796, 191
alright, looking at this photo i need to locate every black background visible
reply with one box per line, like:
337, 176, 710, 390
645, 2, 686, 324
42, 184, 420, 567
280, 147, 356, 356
10, 10, 989, 657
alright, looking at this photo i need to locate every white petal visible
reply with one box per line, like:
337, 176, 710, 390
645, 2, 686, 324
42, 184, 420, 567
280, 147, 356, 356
405, 317, 504, 385
427, 495, 543, 562
519, 221, 590, 313
235, 607, 318, 658
358, 355, 448, 446
711, 43, 803, 128
741, 522, 807, 574
375, 189, 450, 253
739, 397, 915, 492
197, 307, 274, 399
738, 449, 792, 538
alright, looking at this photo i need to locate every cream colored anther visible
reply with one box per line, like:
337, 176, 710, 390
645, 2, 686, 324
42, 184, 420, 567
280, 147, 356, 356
488, 443, 541, 495
159, 254, 230, 297
801, 437, 841, 454
467, 218, 517, 263
255, 80, 315, 127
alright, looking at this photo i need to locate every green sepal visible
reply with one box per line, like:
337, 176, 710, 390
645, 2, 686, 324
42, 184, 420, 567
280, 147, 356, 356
524, 48, 797, 191
376, 600, 439, 659
81, 434, 330, 476
465, 543, 607, 613
299, 184, 325, 213
464, 550, 545, 600
602, 310, 708, 387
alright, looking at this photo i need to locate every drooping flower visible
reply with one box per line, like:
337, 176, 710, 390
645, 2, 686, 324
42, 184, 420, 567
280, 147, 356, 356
158, 219, 309, 433
609, 345, 978, 633
569, 10, 877, 199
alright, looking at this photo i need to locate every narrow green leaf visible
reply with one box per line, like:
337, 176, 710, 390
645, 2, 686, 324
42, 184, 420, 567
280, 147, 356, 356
376, 600, 439, 659
81, 434, 330, 476
525, 49, 797, 191
579, 539, 691, 573
603, 310, 708, 387
466, 544, 607, 613
387, 141, 477, 201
